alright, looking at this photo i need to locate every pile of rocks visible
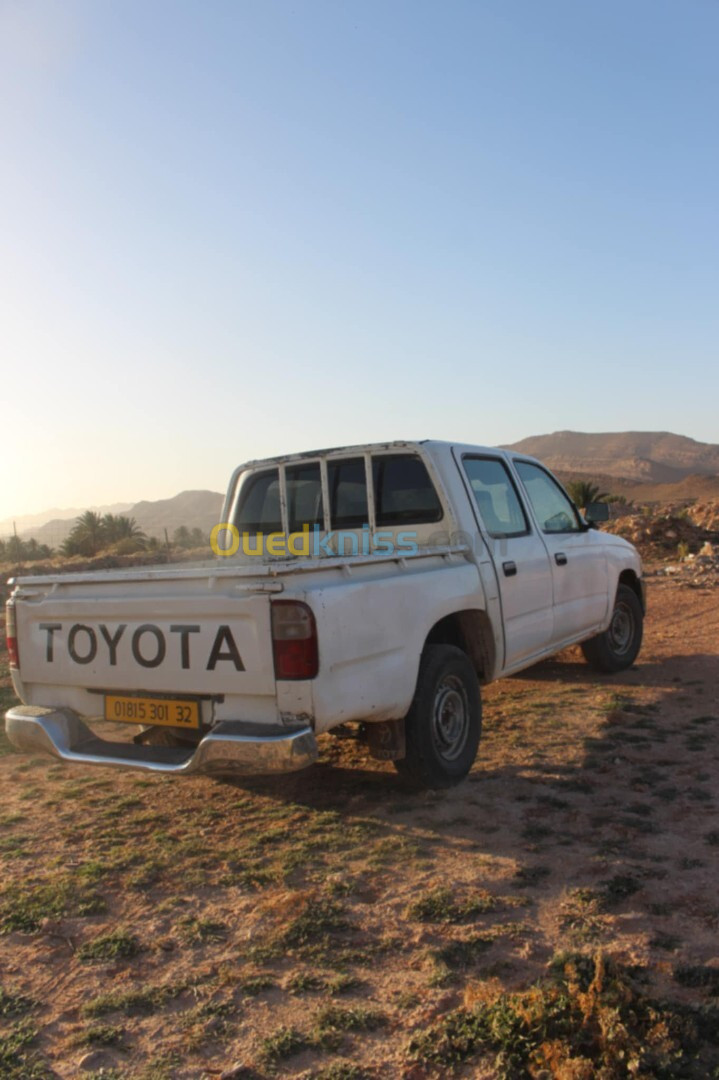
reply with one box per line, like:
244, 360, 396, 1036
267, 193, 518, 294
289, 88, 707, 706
656, 542, 719, 587
687, 501, 719, 532
609, 508, 715, 557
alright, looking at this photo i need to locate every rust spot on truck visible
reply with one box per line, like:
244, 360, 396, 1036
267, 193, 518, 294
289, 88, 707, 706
280, 711, 314, 727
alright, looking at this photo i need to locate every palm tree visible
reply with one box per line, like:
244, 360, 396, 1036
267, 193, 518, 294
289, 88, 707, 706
566, 480, 609, 509
173, 525, 192, 548
65, 511, 107, 556
4, 535, 23, 561
103, 514, 146, 544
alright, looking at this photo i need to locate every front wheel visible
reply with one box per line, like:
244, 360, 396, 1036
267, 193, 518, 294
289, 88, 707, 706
581, 584, 643, 673
395, 644, 481, 788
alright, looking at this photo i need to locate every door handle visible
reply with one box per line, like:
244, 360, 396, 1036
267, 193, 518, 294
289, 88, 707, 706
503, 561, 517, 577
555, 552, 568, 566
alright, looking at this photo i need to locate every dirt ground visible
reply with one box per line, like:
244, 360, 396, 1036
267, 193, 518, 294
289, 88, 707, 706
1, 570, 718, 1078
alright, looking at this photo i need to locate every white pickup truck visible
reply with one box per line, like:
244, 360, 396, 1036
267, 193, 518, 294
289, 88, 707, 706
5, 441, 645, 788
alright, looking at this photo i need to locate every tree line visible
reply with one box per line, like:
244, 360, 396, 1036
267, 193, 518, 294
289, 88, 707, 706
61, 512, 147, 556
60, 513, 210, 556
0, 512, 210, 562
0, 536, 53, 562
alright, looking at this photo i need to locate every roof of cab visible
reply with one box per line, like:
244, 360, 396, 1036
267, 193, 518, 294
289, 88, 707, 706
232, 438, 526, 472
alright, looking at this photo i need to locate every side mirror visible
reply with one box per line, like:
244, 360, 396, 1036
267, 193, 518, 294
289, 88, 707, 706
584, 502, 610, 525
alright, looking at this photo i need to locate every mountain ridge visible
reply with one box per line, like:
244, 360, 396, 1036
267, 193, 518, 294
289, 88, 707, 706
0, 503, 133, 538
503, 430, 719, 483
15, 490, 224, 547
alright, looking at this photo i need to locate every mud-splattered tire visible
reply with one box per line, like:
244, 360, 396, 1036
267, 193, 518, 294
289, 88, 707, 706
395, 645, 481, 789
581, 584, 643, 673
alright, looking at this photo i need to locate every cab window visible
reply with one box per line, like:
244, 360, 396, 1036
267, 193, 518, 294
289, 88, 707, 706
463, 457, 528, 537
514, 461, 582, 534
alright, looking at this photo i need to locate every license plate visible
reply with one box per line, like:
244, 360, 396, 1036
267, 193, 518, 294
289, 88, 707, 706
104, 694, 200, 730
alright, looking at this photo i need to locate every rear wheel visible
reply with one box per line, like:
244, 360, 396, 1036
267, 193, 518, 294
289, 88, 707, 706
581, 584, 643, 673
395, 644, 481, 788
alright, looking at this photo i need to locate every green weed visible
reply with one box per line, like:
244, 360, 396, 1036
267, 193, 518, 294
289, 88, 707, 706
0, 1020, 48, 1079
0, 877, 106, 933
259, 1025, 308, 1062
82, 982, 184, 1017
432, 935, 493, 970
406, 886, 498, 923
75, 1023, 124, 1047
313, 1002, 385, 1049
239, 974, 276, 996
281, 897, 347, 949
406, 953, 712, 1077
0, 987, 36, 1018
78, 930, 140, 962
176, 916, 227, 945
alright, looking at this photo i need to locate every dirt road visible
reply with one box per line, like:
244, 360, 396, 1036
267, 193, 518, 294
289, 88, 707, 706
1, 574, 718, 1077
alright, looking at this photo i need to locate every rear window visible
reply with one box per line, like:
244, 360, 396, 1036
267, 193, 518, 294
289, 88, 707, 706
235, 452, 442, 535
237, 465, 325, 534
328, 457, 368, 528
286, 463, 324, 532
236, 469, 281, 533
372, 454, 442, 526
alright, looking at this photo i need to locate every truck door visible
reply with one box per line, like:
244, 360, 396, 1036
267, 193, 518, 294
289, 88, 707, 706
460, 455, 554, 669
512, 459, 609, 644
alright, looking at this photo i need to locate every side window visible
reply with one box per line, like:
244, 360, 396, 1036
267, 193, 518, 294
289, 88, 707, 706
286, 463, 324, 532
514, 461, 582, 534
328, 457, 368, 528
235, 469, 281, 533
372, 454, 442, 526
463, 457, 529, 537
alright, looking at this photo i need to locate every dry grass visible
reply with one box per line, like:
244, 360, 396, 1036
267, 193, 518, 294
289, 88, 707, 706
1, 576, 719, 1076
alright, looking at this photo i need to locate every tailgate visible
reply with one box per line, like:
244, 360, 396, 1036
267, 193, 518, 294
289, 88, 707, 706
14, 583, 277, 698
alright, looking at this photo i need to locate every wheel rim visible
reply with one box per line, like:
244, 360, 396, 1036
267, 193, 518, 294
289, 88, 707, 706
607, 599, 634, 655
431, 674, 470, 762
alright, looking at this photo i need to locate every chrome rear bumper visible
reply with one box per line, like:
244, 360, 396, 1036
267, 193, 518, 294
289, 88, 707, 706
5, 706, 318, 776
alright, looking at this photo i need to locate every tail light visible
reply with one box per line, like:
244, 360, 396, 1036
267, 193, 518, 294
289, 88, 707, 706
271, 600, 318, 680
6, 600, 19, 669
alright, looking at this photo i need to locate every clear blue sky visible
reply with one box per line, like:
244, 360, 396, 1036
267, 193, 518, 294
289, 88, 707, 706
2, 0, 718, 518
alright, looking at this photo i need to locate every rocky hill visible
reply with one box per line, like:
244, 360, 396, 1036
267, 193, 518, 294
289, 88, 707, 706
128, 490, 224, 539
505, 431, 719, 484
